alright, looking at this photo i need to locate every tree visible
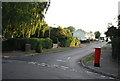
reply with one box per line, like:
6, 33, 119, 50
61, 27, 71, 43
32, 21, 50, 38
44, 27, 72, 43
94, 31, 101, 39
105, 26, 119, 39
64, 26, 76, 33
105, 16, 120, 60
2, 1, 51, 39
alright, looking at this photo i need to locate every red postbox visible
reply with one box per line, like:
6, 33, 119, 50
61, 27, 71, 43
94, 47, 101, 67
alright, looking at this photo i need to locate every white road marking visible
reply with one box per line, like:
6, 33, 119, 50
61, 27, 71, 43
53, 64, 59, 67
109, 77, 114, 79
41, 63, 46, 66
56, 59, 66, 62
85, 71, 93, 74
67, 57, 71, 60
100, 75, 106, 78
28, 62, 36, 64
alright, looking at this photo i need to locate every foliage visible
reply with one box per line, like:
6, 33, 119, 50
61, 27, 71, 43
94, 31, 101, 39
44, 27, 80, 47
80, 39, 90, 43
32, 21, 51, 38
105, 26, 120, 39
105, 15, 120, 60
64, 26, 76, 32
45, 27, 73, 43
83, 55, 94, 62
2, 38, 52, 52
2, 2, 50, 39
60, 37, 73, 47
69, 38, 81, 47
36, 42, 43, 53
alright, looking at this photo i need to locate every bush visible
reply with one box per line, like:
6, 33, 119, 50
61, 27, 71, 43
26, 38, 39, 50
69, 38, 81, 47
60, 37, 81, 47
65, 38, 72, 47
2, 38, 53, 52
35, 42, 43, 53
75, 39, 81, 47
2, 38, 26, 51
111, 37, 120, 60
108, 41, 112, 44
80, 39, 90, 43
60, 37, 72, 47
44, 38, 52, 49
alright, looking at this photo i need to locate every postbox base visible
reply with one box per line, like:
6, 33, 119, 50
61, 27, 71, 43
94, 63, 100, 67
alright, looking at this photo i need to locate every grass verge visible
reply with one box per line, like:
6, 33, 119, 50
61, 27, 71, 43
118, 74, 120, 76
80, 45, 87, 47
102, 46, 109, 50
43, 48, 70, 53
83, 54, 94, 62
25, 48, 73, 55
25, 52, 39, 55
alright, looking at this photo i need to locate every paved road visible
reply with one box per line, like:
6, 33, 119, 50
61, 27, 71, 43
2, 42, 114, 79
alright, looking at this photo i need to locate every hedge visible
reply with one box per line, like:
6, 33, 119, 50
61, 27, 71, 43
60, 37, 81, 47
60, 37, 72, 47
111, 37, 120, 60
2, 38, 52, 52
80, 39, 90, 43
70, 38, 81, 47
36, 42, 43, 53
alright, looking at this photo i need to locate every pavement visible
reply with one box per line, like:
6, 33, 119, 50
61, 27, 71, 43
81, 43, 120, 80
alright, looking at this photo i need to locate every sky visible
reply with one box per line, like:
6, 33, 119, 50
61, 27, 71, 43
44, 0, 120, 34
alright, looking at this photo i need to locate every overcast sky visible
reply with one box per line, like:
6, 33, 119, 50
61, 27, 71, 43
45, 0, 119, 33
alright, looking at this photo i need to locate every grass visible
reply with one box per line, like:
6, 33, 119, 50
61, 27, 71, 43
43, 48, 70, 53
2, 56, 10, 58
25, 52, 39, 55
25, 48, 71, 55
83, 55, 94, 62
118, 74, 120, 76
80, 45, 87, 47
102, 46, 109, 50
25, 45, 86, 55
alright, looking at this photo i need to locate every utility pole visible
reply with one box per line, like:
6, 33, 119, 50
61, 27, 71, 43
49, 29, 50, 38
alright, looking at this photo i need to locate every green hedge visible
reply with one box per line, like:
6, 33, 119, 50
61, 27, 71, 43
2, 38, 52, 52
60, 37, 72, 47
111, 37, 120, 60
60, 37, 81, 47
36, 42, 43, 53
80, 39, 90, 43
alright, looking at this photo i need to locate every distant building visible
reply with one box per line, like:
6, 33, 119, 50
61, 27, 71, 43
73, 29, 95, 40
73, 29, 87, 40
85, 32, 95, 40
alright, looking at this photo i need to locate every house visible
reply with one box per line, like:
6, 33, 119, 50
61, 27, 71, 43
85, 32, 95, 40
73, 29, 95, 40
73, 29, 87, 40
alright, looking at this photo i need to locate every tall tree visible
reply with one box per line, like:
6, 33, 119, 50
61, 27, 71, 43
2, 1, 50, 39
105, 26, 119, 39
65, 26, 76, 32
94, 31, 101, 39
44, 27, 72, 43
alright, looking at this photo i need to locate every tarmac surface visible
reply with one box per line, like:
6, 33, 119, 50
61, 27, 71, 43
2, 42, 119, 80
